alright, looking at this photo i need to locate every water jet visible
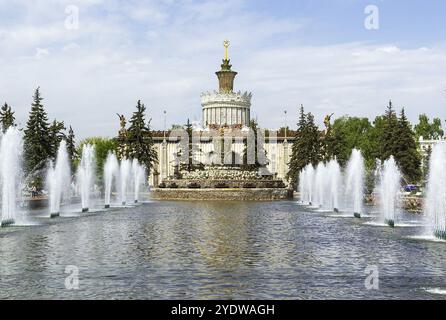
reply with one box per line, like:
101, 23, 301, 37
0, 128, 23, 227
77, 144, 96, 213
425, 142, 446, 240
119, 158, 131, 206
47, 141, 70, 218
346, 149, 365, 219
104, 152, 119, 209
378, 156, 401, 228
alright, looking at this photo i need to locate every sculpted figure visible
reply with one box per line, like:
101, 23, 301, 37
117, 114, 126, 130
324, 113, 334, 131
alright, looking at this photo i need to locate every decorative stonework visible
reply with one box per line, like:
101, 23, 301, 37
201, 91, 252, 106
151, 188, 291, 201
201, 91, 252, 127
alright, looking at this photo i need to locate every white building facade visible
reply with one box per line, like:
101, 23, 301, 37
149, 45, 292, 186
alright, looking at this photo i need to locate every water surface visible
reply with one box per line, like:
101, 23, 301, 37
0, 201, 445, 299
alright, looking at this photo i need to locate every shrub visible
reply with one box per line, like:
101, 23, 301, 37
188, 182, 201, 189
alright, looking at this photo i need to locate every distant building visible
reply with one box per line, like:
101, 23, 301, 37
149, 43, 293, 186
418, 136, 443, 156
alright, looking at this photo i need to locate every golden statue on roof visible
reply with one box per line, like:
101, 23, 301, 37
223, 40, 230, 60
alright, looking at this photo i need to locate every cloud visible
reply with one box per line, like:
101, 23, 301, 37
35, 48, 50, 59
0, 1, 445, 140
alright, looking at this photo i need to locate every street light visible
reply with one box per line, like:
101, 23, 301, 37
163, 110, 167, 144
284, 110, 288, 143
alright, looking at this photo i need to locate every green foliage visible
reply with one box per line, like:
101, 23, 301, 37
78, 137, 118, 184
66, 126, 78, 173
178, 119, 204, 172
23, 87, 51, 185
414, 114, 444, 140
49, 120, 66, 160
126, 100, 158, 172
287, 105, 321, 182
379, 101, 399, 161
329, 102, 422, 184
242, 119, 269, 171
0, 103, 16, 133
394, 108, 422, 183
331, 116, 373, 167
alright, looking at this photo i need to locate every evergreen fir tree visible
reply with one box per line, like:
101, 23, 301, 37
178, 119, 203, 172
66, 126, 77, 173
305, 112, 322, 164
287, 105, 321, 182
49, 120, 66, 160
127, 100, 158, 172
182, 119, 194, 172
380, 100, 399, 160
242, 119, 269, 171
394, 108, 422, 183
23, 87, 51, 183
0, 103, 16, 133
322, 122, 344, 163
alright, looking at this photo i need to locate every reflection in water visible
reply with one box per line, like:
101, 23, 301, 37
0, 201, 446, 299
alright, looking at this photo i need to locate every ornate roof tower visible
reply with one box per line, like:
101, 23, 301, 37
201, 41, 252, 128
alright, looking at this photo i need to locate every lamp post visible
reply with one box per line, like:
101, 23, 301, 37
163, 110, 167, 144
162, 110, 167, 181
284, 110, 288, 143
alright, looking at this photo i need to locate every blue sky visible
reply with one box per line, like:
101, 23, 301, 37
261, 0, 446, 47
0, 0, 445, 138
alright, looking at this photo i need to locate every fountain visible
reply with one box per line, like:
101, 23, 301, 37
298, 169, 305, 204
345, 149, 365, 218
119, 158, 131, 205
425, 142, 446, 240
379, 157, 401, 228
314, 163, 328, 209
299, 164, 315, 205
0, 128, 23, 226
132, 159, 145, 204
77, 144, 96, 212
104, 152, 119, 209
327, 159, 342, 212
47, 141, 71, 218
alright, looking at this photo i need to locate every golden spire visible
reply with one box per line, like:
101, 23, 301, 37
223, 40, 230, 60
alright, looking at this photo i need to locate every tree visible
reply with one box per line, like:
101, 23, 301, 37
394, 108, 422, 183
0, 103, 16, 133
242, 119, 269, 171
23, 87, 51, 187
414, 114, 444, 140
78, 137, 118, 184
177, 119, 204, 173
66, 126, 77, 173
49, 120, 66, 160
331, 116, 373, 167
127, 100, 158, 172
366, 115, 386, 166
380, 100, 399, 161
287, 105, 321, 182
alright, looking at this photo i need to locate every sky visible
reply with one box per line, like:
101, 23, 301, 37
0, 0, 445, 139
